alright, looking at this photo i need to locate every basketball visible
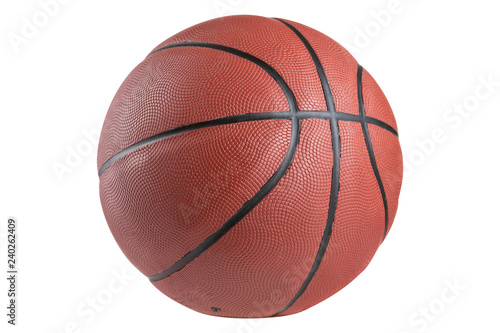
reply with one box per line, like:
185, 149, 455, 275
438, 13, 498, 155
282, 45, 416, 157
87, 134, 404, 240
98, 15, 403, 318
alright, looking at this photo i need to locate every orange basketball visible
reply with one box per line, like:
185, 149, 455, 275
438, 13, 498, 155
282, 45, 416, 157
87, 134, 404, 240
98, 15, 403, 318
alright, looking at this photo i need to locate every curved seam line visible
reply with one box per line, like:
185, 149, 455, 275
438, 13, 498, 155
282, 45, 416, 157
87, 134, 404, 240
98, 112, 291, 177
272, 18, 341, 317
365, 116, 398, 137
357, 65, 389, 240
149, 118, 300, 282
146, 44, 301, 282
99, 39, 398, 291
99, 41, 299, 177
98, 111, 397, 177
336, 113, 398, 137
148, 42, 298, 111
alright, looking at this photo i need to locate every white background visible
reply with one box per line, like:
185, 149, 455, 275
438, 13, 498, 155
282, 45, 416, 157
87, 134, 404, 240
1, 0, 499, 332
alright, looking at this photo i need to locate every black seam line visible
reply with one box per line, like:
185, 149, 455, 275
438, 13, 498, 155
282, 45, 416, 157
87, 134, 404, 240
146, 40, 396, 137
149, 118, 301, 282
98, 112, 288, 177
272, 18, 341, 317
274, 19, 337, 113
337, 113, 398, 137
147, 43, 302, 282
97, 111, 397, 177
357, 65, 389, 241
148, 41, 299, 112
100, 39, 302, 179
98, 39, 399, 288
99, 39, 398, 177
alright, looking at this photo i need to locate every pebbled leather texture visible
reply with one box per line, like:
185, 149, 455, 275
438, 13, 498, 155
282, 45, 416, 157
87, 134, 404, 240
98, 15, 403, 318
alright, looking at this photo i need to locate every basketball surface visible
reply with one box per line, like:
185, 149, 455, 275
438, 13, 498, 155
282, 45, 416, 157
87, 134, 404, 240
98, 15, 403, 318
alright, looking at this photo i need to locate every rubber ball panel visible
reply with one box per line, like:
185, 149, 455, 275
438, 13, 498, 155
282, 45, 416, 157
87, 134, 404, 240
277, 121, 385, 316
98, 47, 289, 168
98, 15, 403, 318
151, 119, 332, 317
100, 120, 291, 277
